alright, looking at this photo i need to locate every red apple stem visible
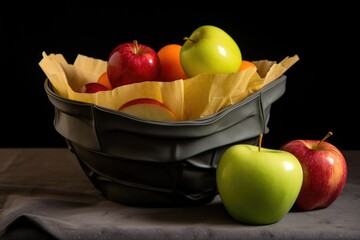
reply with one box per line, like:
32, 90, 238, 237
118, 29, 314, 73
315, 131, 333, 150
133, 40, 139, 53
258, 133, 263, 152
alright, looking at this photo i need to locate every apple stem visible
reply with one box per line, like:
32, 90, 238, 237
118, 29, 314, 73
133, 40, 139, 53
258, 133, 263, 152
183, 37, 195, 43
315, 131, 333, 150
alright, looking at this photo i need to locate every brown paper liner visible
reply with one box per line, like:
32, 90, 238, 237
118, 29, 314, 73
39, 52, 299, 121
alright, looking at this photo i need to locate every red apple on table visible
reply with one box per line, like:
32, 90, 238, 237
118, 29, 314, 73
118, 98, 176, 121
107, 40, 161, 88
80, 82, 110, 93
280, 131, 347, 211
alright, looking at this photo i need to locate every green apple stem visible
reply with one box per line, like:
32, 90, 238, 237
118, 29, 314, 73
315, 131, 333, 150
258, 133, 263, 152
183, 37, 195, 43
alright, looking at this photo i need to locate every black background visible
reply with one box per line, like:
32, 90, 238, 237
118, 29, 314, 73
1, 3, 359, 150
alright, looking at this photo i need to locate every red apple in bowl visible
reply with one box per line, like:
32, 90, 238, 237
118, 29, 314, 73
80, 82, 110, 93
280, 131, 347, 211
107, 40, 161, 88
118, 98, 176, 121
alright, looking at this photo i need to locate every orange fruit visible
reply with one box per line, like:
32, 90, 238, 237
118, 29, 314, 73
239, 60, 256, 71
157, 44, 188, 82
97, 71, 113, 89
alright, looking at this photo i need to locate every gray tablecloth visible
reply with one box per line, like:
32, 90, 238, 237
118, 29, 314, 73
0, 148, 359, 240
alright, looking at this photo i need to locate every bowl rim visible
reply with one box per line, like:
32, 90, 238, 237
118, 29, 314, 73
44, 75, 287, 126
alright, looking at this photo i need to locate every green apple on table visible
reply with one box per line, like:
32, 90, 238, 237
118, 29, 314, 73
216, 134, 303, 225
180, 25, 242, 78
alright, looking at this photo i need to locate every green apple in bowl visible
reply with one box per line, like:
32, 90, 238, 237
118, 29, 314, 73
216, 135, 303, 225
180, 25, 242, 78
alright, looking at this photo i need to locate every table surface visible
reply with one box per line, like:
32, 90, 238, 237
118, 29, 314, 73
0, 148, 359, 240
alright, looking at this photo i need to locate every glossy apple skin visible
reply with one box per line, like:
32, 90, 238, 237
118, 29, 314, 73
107, 41, 161, 88
180, 25, 242, 77
280, 140, 347, 211
216, 144, 303, 225
80, 82, 110, 93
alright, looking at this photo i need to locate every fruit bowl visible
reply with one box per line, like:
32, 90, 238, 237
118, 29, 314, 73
44, 74, 287, 207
